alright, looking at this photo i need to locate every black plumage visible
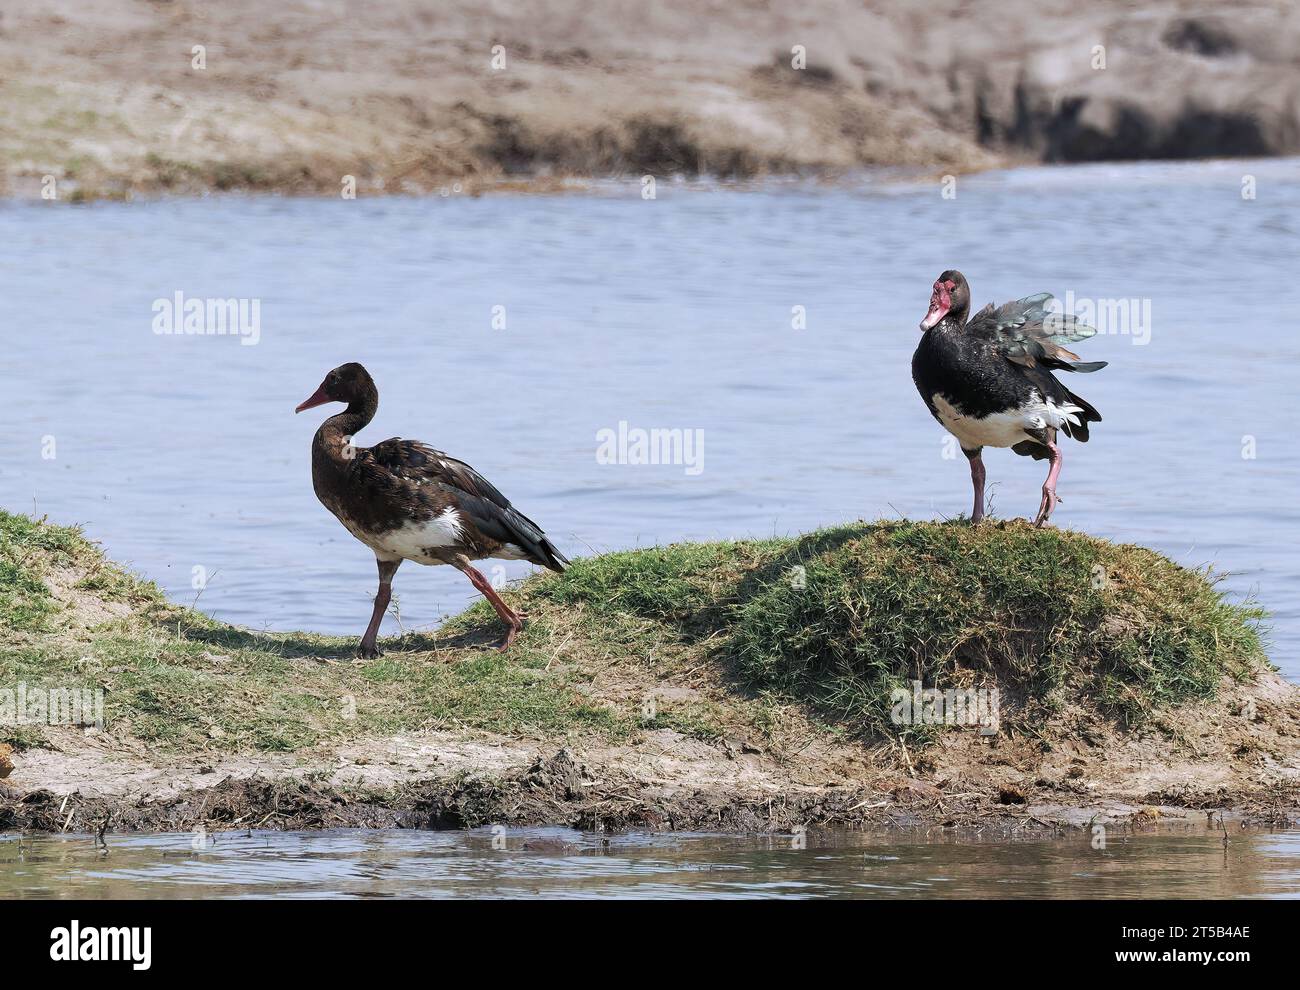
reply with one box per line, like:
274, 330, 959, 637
911, 270, 1107, 525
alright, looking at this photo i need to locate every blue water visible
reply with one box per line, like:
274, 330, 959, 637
2, 158, 1297, 675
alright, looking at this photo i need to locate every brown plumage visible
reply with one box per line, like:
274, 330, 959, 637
296, 363, 568, 655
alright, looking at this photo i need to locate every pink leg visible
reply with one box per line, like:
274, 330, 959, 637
454, 556, 524, 651
966, 451, 986, 524
1033, 441, 1063, 528
358, 558, 401, 658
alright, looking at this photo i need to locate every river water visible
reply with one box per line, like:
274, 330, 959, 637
2, 159, 1297, 675
3, 827, 1298, 899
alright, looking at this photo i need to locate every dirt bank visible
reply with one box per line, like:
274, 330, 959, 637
5, 674, 1300, 836
3, 511, 1299, 834
1, 1, 1296, 199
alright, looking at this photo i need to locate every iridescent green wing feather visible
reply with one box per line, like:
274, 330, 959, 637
966, 293, 1106, 373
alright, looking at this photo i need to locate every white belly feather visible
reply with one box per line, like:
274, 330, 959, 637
368, 508, 466, 561
339, 506, 529, 564
932, 393, 1082, 449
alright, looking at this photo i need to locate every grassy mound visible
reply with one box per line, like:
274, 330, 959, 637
0, 510, 1268, 757
533, 522, 1266, 737
727, 523, 1266, 735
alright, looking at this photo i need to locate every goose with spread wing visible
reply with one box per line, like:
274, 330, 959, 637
911, 271, 1108, 526
296, 363, 568, 656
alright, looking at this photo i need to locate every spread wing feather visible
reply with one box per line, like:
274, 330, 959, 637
965, 293, 1107, 374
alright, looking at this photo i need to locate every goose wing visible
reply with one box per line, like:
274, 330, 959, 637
966, 293, 1107, 374
360, 439, 569, 572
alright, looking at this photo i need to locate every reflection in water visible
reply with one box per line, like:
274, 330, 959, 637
2, 828, 1298, 899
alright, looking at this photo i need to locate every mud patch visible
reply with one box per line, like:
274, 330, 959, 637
42, 563, 135, 630
4, 705, 1298, 836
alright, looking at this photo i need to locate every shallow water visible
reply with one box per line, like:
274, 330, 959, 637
2, 827, 1298, 899
2, 159, 1297, 675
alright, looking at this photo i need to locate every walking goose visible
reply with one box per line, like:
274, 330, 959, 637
296, 363, 568, 655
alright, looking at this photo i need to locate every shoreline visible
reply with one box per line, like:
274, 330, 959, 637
5, 730, 1298, 836
7, 759, 1298, 838
4, 155, 1294, 206
0, 164, 968, 204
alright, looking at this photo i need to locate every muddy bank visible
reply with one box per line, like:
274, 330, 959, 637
1, 1, 1296, 199
4, 715, 1299, 836
5, 664, 1300, 835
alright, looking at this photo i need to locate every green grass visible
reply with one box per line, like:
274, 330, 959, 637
0, 511, 97, 631
0, 510, 626, 753
0, 510, 1269, 756
726, 522, 1266, 736
526, 522, 1266, 738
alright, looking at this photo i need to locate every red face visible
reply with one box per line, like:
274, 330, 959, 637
920, 278, 956, 330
